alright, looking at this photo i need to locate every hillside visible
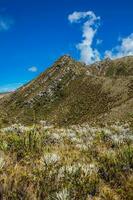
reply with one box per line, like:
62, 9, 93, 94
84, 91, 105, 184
0, 55, 133, 199
0, 55, 133, 127
0, 92, 11, 99
89, 56, 133, 77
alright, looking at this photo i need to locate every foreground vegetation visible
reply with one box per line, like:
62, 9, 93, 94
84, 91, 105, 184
0, 122, 133, 199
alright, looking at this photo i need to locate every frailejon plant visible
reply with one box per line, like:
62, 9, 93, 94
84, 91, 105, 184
0, 122, 132, 199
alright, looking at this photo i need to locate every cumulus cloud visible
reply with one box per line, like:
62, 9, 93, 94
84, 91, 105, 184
68, 11, 101, 64
105, 33, 133, 59
28, 66, 38, 72
0, 15, 14, 31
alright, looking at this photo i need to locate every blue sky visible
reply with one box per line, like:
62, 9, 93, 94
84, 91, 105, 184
0, 0, 133, 92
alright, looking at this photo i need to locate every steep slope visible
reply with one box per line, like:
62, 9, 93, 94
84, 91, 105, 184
0, 55, 133, 126
0, 56, 87, 125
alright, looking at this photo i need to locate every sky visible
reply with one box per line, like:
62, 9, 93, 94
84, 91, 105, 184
0, 0, 133, 92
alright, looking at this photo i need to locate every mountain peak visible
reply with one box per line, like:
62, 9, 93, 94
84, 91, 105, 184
59, 54, 72, 61
51, 55, 86, 75
55, 55, 73, 66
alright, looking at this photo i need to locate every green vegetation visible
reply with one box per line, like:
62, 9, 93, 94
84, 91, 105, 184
0, 56, 133, 127
0, 122, 133, 199
0, 55, 133, 199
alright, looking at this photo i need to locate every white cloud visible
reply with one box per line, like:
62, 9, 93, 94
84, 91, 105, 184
0, 16, 14, 31
68, 11, 101, 64
28, 66, 38, 72
68, 11, 98, 24
96, 39, 103, 45
105, 33, 133, 59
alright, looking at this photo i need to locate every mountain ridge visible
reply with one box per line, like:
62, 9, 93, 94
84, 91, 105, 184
0, 55, 133, 127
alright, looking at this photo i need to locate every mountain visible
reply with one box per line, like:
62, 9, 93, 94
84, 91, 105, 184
0, 55, 133, 127
0, 92, 11, 99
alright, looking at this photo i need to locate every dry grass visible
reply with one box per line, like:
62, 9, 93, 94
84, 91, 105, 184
0, 122, 133, 199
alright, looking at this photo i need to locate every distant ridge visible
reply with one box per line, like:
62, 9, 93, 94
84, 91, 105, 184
0, 92, 11, 99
